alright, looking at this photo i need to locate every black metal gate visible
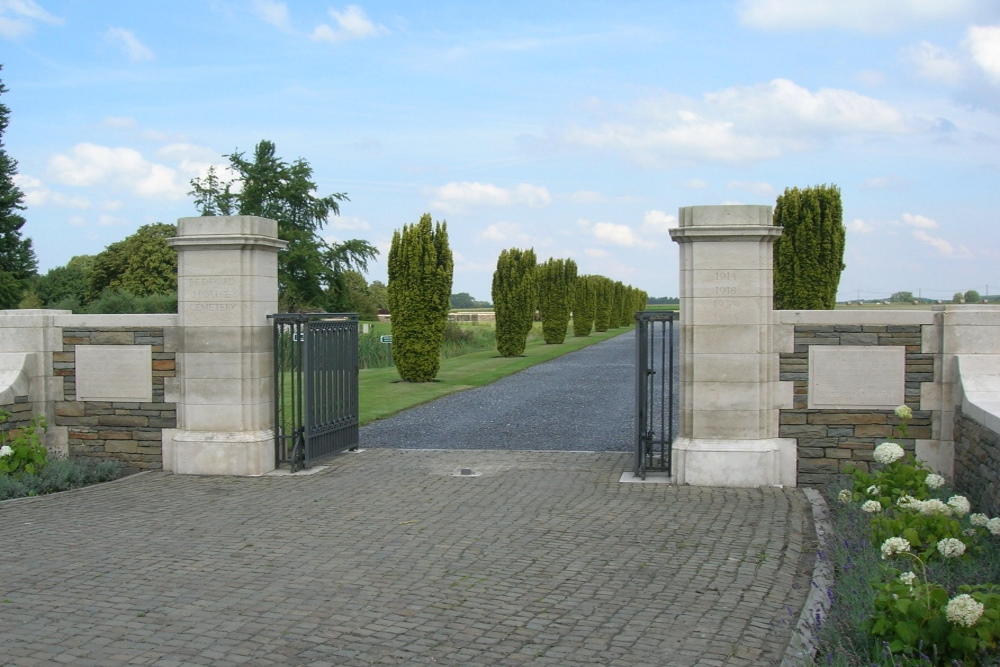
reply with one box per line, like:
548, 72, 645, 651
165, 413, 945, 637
270, 313, 359, 472
635, 311, 677, 479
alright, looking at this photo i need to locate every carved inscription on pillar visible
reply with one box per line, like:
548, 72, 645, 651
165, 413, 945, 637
185, 277, 239, 313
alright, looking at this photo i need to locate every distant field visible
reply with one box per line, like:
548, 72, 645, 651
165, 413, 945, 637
643, 303, 679, 311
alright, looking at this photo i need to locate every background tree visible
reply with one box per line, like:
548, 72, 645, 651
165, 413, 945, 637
87, 223, 178, 301
342, 269, 378, 320
773, 184, 845, 310
964, 289, 981, 304
537, 257, 577, 344
387, 214, 453, 382
450, 292, 476, 309
367, 280, 389, 311
0, 65, 38, 308
952, 292, 965, 304
572, 274, 595, 336
593, 275, 613, 332
492, 247, 537, 356
890, 291, 915, 303
190, 140, 377, 311
34, 255, 94, 307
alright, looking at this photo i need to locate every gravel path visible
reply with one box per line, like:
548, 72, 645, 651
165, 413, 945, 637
360, 327, 679, 452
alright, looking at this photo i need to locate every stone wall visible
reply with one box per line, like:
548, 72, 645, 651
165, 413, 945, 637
54, 326, 177, 471
779, 324, 934, 486
954, 409, 1000, 517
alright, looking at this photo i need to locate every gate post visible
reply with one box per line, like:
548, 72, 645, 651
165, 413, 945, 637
668, 205, 796, 487
163, 216, 287, 475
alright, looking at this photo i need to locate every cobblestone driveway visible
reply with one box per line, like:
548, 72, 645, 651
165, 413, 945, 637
1, 449, 815, 666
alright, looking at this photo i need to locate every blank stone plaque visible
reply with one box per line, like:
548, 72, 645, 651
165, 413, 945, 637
76, 345, 152, 402
808, 346, 905, 410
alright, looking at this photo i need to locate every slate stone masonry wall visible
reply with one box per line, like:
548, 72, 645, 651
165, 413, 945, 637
53, 327, 177, 470
779, 324, 934, 487
954, 409, 1000, 517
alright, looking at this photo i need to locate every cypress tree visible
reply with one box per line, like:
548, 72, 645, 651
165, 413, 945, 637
387, 214, 453, 382
572, 274, 594, 336
492, 247, 537, 356
773, 184, 844, 310
537, 257, 577, 344
593, 276, 613, 332
0, 66, 37, 308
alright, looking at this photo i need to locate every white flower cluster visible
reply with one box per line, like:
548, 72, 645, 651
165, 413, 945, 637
866, 485, 881, 496
881, 537, 911, 559
936, 538, 967, 559
947, 495, 971, 517
837, 489, 853, 504
0, 444, 12, 458
945, 594, 984, 628
917, 499, 952, 517
898, 571, 917, 587
988, 518, 1000, 536
970, 513, 989, 527
861, 500, 883, 514
873, 442, 905, 465
897, 494, 919, 509
894, 405, 913, 421
924, 473, 945, 490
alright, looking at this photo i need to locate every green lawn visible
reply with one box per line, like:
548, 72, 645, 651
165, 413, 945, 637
359, 326, 630, 425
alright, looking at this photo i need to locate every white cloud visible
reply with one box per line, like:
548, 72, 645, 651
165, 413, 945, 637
13, 174, 91, 209
682, 178, 709, 189
98, 214, 129, 227
579, 220, 654, 249
480, 221, 531, 243
912, 229, 970, 257
430, 181, 551, 213
727, 180, 775, 197
739, 0, 991, 33
561, 78, 910, 167
311, 5, 386, 43
902, 212, 939, 229
570, 190, 608, 204
641, 210, 676, 235
104, 27, 153, 62
847, 218, 875, 234
855, 70, 886, 87
253, 0, 292, 31
48, 143, 187, 199
967, 25, 1000, 83
0, 0, 62, 39
903, 41, 964, 84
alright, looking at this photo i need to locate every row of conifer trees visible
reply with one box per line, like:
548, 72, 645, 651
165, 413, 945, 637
492, 248, 648, 357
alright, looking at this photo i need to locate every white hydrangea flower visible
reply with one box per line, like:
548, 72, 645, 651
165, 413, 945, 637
894, 405, 913, 421
937, 538, 966, 559
964, 528, 977, 537
866, 485, 881, 496
861, 500, 882, 514
837, 489, 853, 504
897, 494, 919, 509
925, 473, 945, 490
987, 518, 1000, 536
881, 537, 911, 559
969, 513, 989, 527
919, 499, 951, 517
947, 495, 971, 517
0, 444, 12, 458
945, 594, 984, 628
873, 442, 905, 465
898, 571, 917, 587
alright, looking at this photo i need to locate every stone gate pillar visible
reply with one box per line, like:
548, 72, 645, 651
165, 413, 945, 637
163, 216, 287, 475
669, 205, 796, 487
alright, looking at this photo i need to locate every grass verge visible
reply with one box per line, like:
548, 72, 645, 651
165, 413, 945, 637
360, 326, 630, 425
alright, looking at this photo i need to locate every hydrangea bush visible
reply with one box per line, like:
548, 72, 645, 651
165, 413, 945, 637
0, 410, 47, 476
833, 407, 1000, 664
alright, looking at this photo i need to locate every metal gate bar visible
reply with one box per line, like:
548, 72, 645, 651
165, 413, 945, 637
635, 311, 677, 479
270, 313, 359, 471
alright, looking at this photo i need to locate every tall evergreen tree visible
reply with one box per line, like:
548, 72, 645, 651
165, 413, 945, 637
189, 140, 376, 311
773, 184, 844, 310
572, 274, 595, 337
0, 65, 38, 308
492, 248, 537, 356
593, 276, 613, 332
387, 214, 453, 382
537, 257, 577, 344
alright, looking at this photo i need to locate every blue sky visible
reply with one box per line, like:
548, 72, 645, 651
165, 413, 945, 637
3, 0, 1000, 302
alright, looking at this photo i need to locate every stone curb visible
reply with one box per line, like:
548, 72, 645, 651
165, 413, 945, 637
781, 487, 833, 666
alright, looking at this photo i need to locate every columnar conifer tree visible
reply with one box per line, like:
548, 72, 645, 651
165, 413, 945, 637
492, 247, 537, 356
387, 214, 453, 382
572, 274, 595, 336
537, 257, 577, 344
773, 184, 845, 310
0, 66, 37, 308
593, 276, 613, 332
